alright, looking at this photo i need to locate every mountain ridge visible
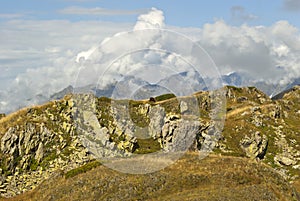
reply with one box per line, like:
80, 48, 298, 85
0, 86, 299, 200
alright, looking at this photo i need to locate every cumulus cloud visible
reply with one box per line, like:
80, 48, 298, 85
134, 7, 165, 30
76, 8, 211, 93
0, 20, 132, 113
60, 6, 148, 16
283, 0, 300, 11
0, 7, 164, 113
198, 20, 300, 84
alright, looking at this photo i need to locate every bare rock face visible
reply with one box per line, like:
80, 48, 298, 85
35, 142, 44, 163
1, 127, 19, 156
159, 115, 200, 152
1, 123, 57, 170
148, 105, 165, 139
240, 131, 268, 159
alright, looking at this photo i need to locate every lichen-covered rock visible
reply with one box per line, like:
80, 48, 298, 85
251, 115, 263, 127
240, 131, 268, 159
275, 155, 297, 166
35, 142, 44, 163
1, 127, 19, 155
180, 101, 188, 113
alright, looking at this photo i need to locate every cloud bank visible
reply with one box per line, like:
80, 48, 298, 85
0, 20, 132, 113
1, 8, 300, 113
198, 20, 300, 84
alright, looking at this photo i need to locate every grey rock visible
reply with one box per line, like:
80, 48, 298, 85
35, 142, 44, 163
148, 106, 165, 139
1, 127, 18, 155
180, 101, 188, 113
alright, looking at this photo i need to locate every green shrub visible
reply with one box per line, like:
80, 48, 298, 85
155, 94, 176, 102
30, 158, 39, 171
65, 161, 101, 179
134, 138, 161, 154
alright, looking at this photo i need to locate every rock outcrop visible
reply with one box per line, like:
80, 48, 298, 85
240, 131, 268, 159
0, 97, 93, 197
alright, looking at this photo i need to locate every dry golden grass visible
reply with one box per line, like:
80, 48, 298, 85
0, 101, 57, 135
2, 153, 299, 201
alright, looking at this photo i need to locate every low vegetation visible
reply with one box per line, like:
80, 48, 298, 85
64, 160, 101, 179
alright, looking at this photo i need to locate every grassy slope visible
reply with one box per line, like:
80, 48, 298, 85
3, 153, 298, 201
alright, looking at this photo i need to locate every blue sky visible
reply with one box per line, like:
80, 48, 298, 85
1, 0, 299, 27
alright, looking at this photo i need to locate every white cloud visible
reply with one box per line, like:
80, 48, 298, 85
76, 46, 98, 62
0, 19, 132, 113
198, 20, 300, 84
134, 7, 165, 30
59, 6, 148, 16
272, 44, 290, 57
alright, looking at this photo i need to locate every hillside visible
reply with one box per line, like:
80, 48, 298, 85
3, 153, 298, 201
0, 86, 300, 200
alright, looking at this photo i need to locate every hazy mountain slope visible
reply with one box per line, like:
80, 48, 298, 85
272, 85, 300, 100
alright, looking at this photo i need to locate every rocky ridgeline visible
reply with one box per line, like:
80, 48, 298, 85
0, 86, 300, 198
0, 97, 94, 197
0, 91, 218, 198
221, 86, 300, 180
72, 93, 217, 157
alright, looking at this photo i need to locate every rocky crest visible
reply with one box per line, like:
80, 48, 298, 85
0, 98, 93, 197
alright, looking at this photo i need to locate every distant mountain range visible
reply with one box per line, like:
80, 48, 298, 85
221, 71, 300, 98
50, 71, 209, 100
50, 71, 300, 101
